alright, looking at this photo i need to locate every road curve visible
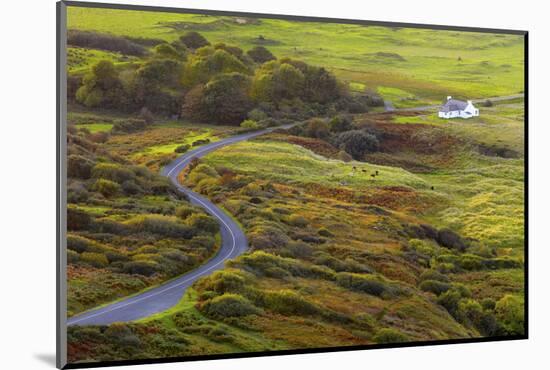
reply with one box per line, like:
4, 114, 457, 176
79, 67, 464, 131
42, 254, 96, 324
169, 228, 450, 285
67, 125, 291, 326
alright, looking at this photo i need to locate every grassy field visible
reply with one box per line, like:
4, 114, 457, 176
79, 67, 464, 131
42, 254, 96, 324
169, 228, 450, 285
65, 5, 525, 364
67, 7, 524, 104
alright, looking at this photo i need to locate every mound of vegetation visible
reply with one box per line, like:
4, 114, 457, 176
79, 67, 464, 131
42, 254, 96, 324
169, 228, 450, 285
68, 30, 148, 56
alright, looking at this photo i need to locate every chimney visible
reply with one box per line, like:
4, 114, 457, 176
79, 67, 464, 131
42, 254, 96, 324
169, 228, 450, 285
447, 96, 452, 101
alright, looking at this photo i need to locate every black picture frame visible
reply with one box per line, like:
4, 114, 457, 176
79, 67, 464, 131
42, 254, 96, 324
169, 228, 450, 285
57, 1, 529, 368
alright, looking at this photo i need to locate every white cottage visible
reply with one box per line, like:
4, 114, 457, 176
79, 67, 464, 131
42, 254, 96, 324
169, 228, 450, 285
438, 96, 479, 119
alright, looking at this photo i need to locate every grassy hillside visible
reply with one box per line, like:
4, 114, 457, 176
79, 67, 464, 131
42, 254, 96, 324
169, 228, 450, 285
65, 5, 525, 365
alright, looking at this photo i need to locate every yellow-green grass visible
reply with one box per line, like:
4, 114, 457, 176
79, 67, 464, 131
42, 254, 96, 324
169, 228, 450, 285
200, 140, 430, 190
67, 7, 525, 103
75, 123, 113, 133
68, 47, 138, 74
133, 130, 217, 156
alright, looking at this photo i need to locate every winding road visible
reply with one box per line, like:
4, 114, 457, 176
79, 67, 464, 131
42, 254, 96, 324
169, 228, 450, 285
67, 93, 524, 326
67, 125, 294, 326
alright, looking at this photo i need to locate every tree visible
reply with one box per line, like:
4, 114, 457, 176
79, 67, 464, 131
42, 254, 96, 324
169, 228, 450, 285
304, 118, 330, 139
329, 115, 353, 133
76, 60, 124, 108
179, 31, 210, 49
154, 42, 183, 59
333, 129, 379, 159
250, 61, 304, 103
182, 73, 253, 125
247, 46, 276, 64
181, 47, 250, 87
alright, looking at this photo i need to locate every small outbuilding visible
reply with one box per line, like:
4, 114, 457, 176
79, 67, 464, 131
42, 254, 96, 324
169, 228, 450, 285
439, 96, 479, 119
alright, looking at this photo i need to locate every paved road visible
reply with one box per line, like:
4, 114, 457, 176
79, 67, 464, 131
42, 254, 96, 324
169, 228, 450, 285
67, 125, 292, 326
386, 93, 524, 112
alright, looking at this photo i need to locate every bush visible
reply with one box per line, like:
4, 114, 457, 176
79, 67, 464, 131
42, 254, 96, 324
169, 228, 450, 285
80, 252, 109, 268
329, 115, 353, 133
175, 205, 195, 219
373, 328, 410, 343
247, 46, 276, 64
436, 228, 467, 251
333, 129, 379, 159
112, 118, 149, 133
240, 119, 259, 130
304, 118, 330, 139
186, 213, 218, 234
92, 163, 135, 184
92, 178, 120, 197
127, 215, 194, 238
419, 279, 451, 295
482, 99, 493, 107
260, 290, 319, 316
201, 293, 261, 317
179, 31, 210, 49
122, 261, 158, 276
67, 207, 91, 230
287, 214, 308, 227
248, 108, 268, 122
336, 272, 387, 297
419, 269, 449, 283
68, 155, 94, 179
174, 144, 190, 153
318, 227, 334, 237
495, 295, 524, 335
68, 30, 147, 56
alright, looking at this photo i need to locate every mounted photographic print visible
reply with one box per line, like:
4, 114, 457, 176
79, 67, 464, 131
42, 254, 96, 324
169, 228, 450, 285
56, 1, 528, 368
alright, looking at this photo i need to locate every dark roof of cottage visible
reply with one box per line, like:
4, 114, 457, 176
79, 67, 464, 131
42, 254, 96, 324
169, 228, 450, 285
439, 99, 468, 113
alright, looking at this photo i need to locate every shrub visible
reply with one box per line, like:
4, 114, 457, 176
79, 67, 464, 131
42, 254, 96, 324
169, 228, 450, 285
248, 108, 268, 122
201, 293, 261, 317
418, 269, 449, 283
373, 328, 410, 343
260, 290, 319, 316
67, 155, 94, 179
495, 295, 524, 335
186, 213, 218, 234
122, 261, 158, 276
287, 214, 308, 227
247, 46, 276, 63
174, 144, 190, 153
92, 178, 120, 197
127, 215, 194, 238
175, 205, 195, 219
92, 163, 135, 184
179, 31, 210, 49
67, 207, 91, 231
333, 130, 379, 159
67, 234, 98, 253
336, 272, 387, 297
304, 118, 330, 139
67, 249, 79, 263
240, 119, 259, 130
482, 99, 493, 107
68, 30, 147, 56
436, 228, 467, 251
112, 118, 149, 133
80, 252, 109, 268
154, 43, 182, 59
318, 227, 334, 237
329, 115, 353, 133
419, 279, 451, 295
